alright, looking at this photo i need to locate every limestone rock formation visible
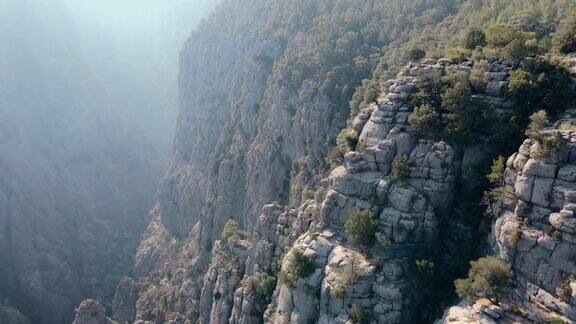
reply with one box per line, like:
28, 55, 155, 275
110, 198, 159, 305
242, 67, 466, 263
72, 299, 115, 324
119, 1, 576, 323
124, 52, 527, 323
440, 111, 576, 324
491, 114, 576, 322
264, 60, 460, 324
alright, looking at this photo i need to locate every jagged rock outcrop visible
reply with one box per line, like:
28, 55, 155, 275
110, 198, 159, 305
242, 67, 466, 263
112, 277, 139, 324
492, 114, 576, 322
263, 61, 460, 323
72, 299, 115, 324
129, 1, 386, 321
184, 59, 497, 323
441, 111, 576, 324
127, 52, 527, 323
440, 300, 502, 324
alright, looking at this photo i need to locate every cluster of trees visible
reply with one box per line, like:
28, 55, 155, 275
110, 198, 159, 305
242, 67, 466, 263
407, 72, 494, 144
406, 55, 572, 152
349, 0, 576, 123
242, 272, 277, 304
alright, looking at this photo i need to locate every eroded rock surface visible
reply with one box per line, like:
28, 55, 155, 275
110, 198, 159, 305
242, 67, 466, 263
491, 115, 576, 322
72, 299, 114, 324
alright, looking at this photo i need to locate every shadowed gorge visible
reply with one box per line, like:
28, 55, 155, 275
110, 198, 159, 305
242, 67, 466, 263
0, 0, 216, 323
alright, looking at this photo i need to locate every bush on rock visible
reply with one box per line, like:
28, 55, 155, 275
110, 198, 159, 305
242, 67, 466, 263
454, 256, 510, 304
345, 210, 379, 247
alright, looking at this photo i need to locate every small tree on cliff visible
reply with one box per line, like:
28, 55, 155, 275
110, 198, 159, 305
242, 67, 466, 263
221, 219, 247, 243
454, 256, 510, 304
525, 110, 549, 140
345, 210, 379, 247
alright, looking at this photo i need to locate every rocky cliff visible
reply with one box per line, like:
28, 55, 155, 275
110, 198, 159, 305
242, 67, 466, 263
442, 111, 576, 323
119, 56, 496, 322
105, 1, 576, 323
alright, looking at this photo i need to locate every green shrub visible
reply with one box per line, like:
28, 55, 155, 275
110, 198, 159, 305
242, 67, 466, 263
349, 79, 379, 119
410, 77, 450, 109
463, 29, 487, 49
349, 304, 371, 324
508, 58, 572, 119
407, 48, 426, 61
329, 128, 359, 163
487, 156, 506, 185
484, 23, 538, 58
345, 210, 379, 247
221, 219, 247, 243
243, 272, 277, 302
483, 186, 509, 218
454, 256, 510, 303
337, 128, 358, 153
502, 37, 536, 59
292, 249, 315, 277
525, 110, 549, 140
445, 46, 472, 62
553, 14, 576, 54
280, 249, 315, 286
534, 131, 566, 158
408, 104, 441, 136
549, 317, 567, 324
302, 188, 316, 201
392, 154, 409, 180
470, 59, 490, 91
442, 82, 491, 142
485, 23, 519, 48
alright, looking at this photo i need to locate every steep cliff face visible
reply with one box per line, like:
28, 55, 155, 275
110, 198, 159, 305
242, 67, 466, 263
188, 58, 525, 323
129, 1, 469, 322
442, 113, 576, 323
127, 57, 484, 323
122, 1, 576, 323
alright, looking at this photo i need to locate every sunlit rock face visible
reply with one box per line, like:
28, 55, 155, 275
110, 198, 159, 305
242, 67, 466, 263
489, 114, 576, 322
441, 112, 576, 324
130, 1, 380, 321
129, 55, 479, 322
